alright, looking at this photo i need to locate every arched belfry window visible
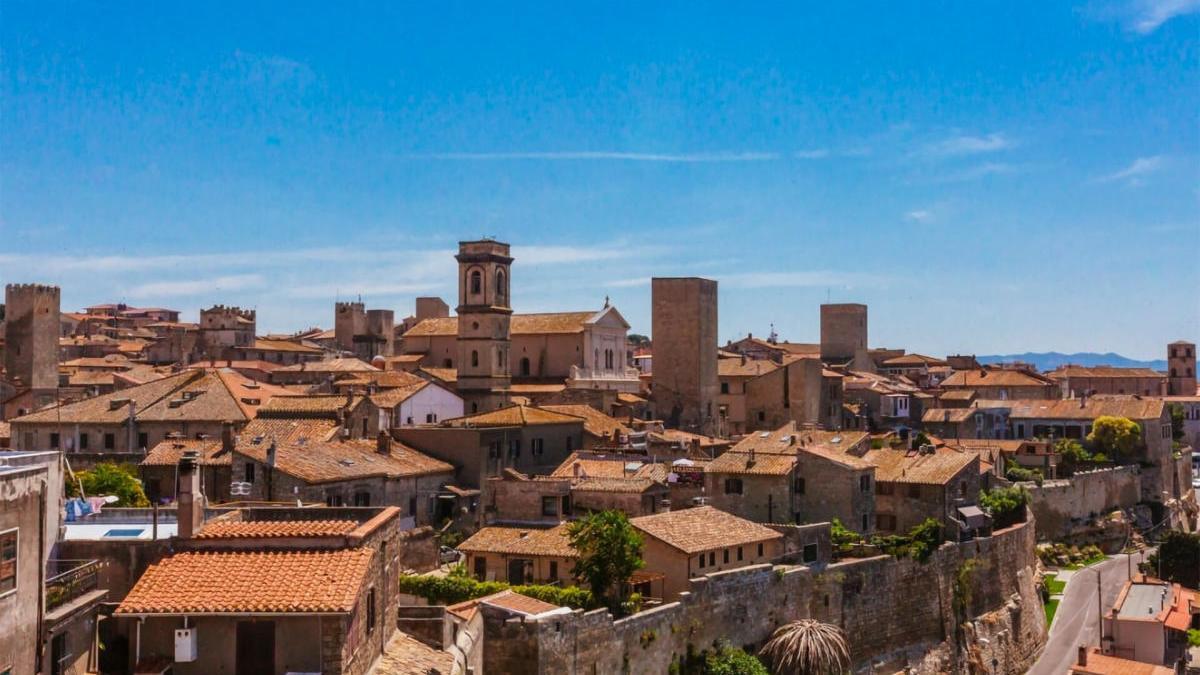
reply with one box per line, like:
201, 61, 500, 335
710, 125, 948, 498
469, 269, 482, 295
471, 350, 479, 367
495, 269, 507, 305
520, 357, 531, 376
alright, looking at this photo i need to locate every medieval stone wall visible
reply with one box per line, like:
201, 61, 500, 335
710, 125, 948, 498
1024, 466, 1141, 540
489, 519, 1044, 674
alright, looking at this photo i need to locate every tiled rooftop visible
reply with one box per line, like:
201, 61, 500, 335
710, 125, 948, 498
115, 548, 373, 615
404, 311, 598, 337
631, 506, 781, 554
236, 436, 453, 484
142, 438, 229, 467
541, 404, 630, 439
457, 523, 576, 558
862, 446, 977, 485
444, 404, 585, 428
194, 519, 360, 539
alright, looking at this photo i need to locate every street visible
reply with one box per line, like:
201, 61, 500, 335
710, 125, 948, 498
1026, 551, 1148, 675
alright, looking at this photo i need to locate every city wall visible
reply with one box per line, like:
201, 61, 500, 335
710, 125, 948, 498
486, 519, 1044, 674
1023, 465, 1141, 541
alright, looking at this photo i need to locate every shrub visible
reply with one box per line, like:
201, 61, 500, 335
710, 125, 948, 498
1087, 416, 1142, 460
397, 568, 597, 609
868, 518, 943, 563
1004, 460, 1043, 486
704, 642, 769, 675
830, 518, 862, 556
66, 462, 149, 507
980, 486, 1029, 529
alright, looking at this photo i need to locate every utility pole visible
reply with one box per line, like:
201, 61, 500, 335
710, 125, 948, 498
1096, 567, 1103, 646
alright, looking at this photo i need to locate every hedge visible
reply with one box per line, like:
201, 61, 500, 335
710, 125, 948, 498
398, 571, 597, 610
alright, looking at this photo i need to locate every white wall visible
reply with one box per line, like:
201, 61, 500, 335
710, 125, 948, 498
394, 384, 464, 427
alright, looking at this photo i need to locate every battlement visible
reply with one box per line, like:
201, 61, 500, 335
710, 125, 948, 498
336, 301, 366, 313
201, 305, 255, 320
5, 283, 61, 297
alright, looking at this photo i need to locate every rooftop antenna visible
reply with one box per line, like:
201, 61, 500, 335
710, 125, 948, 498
826, 288, 831, 303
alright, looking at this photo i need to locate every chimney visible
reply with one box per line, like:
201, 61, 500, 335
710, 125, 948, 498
221, 420, 235, 454
690, 438, 701, 455
1079, 393, 1087, 408
177, 450, 205, 539
573, 462, 581, 478
1076, 646, 1087, 667
377, 430, 392, 455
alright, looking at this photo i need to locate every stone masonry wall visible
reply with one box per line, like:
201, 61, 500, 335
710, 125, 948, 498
492, 519, 1044, 674
1024, 466, 1141, 540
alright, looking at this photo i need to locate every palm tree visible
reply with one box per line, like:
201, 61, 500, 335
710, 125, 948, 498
759, 619, 851, 675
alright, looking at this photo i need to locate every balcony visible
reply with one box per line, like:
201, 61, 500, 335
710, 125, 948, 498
567, 365, 642, 392
45, 559, 103, 612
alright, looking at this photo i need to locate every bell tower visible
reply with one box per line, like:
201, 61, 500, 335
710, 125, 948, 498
456, 239, 513, 413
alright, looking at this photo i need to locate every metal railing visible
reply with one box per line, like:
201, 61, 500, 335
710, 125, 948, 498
45, 559, 102, 611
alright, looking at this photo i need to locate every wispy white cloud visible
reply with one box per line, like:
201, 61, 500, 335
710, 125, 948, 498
719, 270, 889, 290
604, 277, 651, 288
1095, 155, 1166, 185
923, 132, 1013, 157
126, 274, 265, 298
284, 281, 442, 300
793, 149, 830, 159
905, 209, 934, 224
1128, 0, 1200, 33
405, 151, 780, 163
517, 245, 634, 265
935, 162, 1020, 183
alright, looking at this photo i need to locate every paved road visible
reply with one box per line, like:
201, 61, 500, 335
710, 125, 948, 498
1027, 551, 1147, 675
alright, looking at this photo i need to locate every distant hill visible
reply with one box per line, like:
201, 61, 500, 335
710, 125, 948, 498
976, 352, 1167, 372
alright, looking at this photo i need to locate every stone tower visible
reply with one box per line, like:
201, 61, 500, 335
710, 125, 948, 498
4, 283, 60, 394
455, 240, 513, 413
651, 277, 719, 434
334, 301, 367, 354
365, 309, 395, 358
821, 303, 869, 369
1167, 340, 1196, 395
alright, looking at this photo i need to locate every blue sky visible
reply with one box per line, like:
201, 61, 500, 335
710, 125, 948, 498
1, 2, 1197, 359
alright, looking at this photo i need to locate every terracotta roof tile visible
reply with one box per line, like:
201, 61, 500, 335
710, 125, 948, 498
115, 549, 373, 614
446, 589, 563, 622
275, 358, 378, 373
540, 405, 630, 439
249, 338, 323, 354
921, 408, 975, 423
142, 438, 229, 467
631, 506, 781, 555
404, 312, 598, 338
717, 358, 779, 378
941, 368, 1055, 388
236, 435, 453, 484
457, 523, 577, 558
571, 476, 661, 494
863, 447, 977, 485
1049, 366, 1164, 379
443, 404, 585, 428
12, 370, 205, 424
374, 630, 456, 675
993, 397, 1165, 421
1070, 650, 1173, 675
258, 394, 364, 418
194, 519, 359, 539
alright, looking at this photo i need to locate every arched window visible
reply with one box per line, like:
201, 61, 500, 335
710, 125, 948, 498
520, 357, 531, 376
495, 269, 507, 305
594, 349, 600, 368
496, 348, 504, 368
1171, 368, 1177, 377
443, 358, 452, 368
469, 269, 482, 295
471, 350, 479, 367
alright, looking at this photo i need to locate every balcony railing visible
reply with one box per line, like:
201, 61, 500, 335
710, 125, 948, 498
45, 559, 102, 611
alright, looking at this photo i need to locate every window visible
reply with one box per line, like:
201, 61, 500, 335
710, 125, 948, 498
794, 476, 805, 495
245, 462, 256, 483
542, 496, 558, 517
470, 270, 482, 295
859, 475, 871, 493
497, 348, 504, 368
531, 438, 544, 455
723, 549, 729, 564
366, 588, 377, 634
0, 529, 16, 595
875, 482, 894, 495
737, 546, 743, 561
474, 556, 487, 580
520, 357, 531, 376
49, 433, 59, 449
326, 494, 344, 506
708, 552, 715, 566
354, 491, 371, 507
720, 382, 730, 394
876, 514, 897, 531
138, 432, 148, 450
757, 543, 764, 557
803, 543, 818, 563
443, 358, 453, 368
907, 484, 921, 499
698, 554, 705, 569
495, 269, 507, 304
78, 433, 88, 450
104, 433, 115, 450
861, 514, 869, 532
724, 478, 743, 495
550, 560, 558, 579
471, 351, 479, 367
757, 411, 765, 422
408, 496, 418, 516
565, 436, 574, 453
509, 439, 521, 458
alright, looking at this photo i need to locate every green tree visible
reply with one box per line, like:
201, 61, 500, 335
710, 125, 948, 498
1087, 416, 1142, 460
829, 518, 862, 556
1142, 531, 1199, 589
979, 486, 1029, 529
66, 462, 149, 507
704, 643, 769, 675
566, 510, 644, 612
759, 619, 851, 675
1168, 403, 1185, 442
1054, 438, 1091, 475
